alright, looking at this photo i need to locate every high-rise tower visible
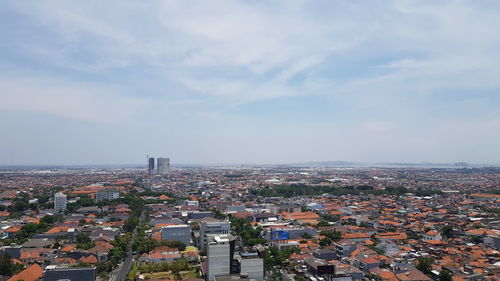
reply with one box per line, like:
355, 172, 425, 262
148, 157, 155, 174
54, 192, 67, 213
157, 157, 170, 175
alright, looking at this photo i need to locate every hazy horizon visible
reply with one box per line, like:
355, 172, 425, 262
1, 159, 499, 168
1, 1, 499, 165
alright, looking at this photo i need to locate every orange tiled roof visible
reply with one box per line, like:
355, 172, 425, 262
80, 255, 98, 264
0, 211, 10, 217
376, 232, 408, 240
47, 226, 69, 234
6, 225, 22, 233
471, 193, 500, 198
344, 232, 371, 239
20, 249, 41, 260
281, 211, 320, 220
61, 244, 76, 252
7, 264, 43, 281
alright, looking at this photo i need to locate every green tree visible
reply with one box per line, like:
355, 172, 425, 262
0, 253, 13, 276
264, 246, 299, 270
37, 194, 50, 204
0, 253, 23, 276
439, 270, 452, 281
123, 216, 140, 233
317, 220, 330, 227
319, 237, 332, 247
441, 226, 453, 238
41, 215, 59, 224
320, 230, 342, 242
416, 257, 434, 275
302, 233, 313, 239
76, 232, 92, 244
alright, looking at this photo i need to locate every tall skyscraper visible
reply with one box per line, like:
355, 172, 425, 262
157, 157, 170, 175
54, 192, 67, 213
148, 157, 155, 174
206, 234, 232, 281
200, 220, 231, 250
237, 250, 265, 280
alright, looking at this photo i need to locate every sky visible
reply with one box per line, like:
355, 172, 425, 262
1, 0, 500, 165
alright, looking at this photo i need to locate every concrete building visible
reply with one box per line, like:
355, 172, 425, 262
237, 251, 264, 280
200, 220, 231, 250
0, 244, 22, 259
334, 242, 358, 259
181, 200, 199, 207
95, 188, 120, 202
207, 234, 232, 281
148, 157, 155, 175
44, 266, 96, 281
54, 192, 67, 213
484, 235, 500, 250
157, 157, 170, 175
264, 226, 317, 240
161, 224, 191, 245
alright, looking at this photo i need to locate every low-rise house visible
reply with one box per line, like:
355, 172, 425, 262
7, 263, 43, 281
395, 269, 432, 281
138, 246, 182, 263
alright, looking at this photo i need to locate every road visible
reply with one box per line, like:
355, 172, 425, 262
108, 211, 145, 281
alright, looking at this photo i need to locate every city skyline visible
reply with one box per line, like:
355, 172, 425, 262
1, 1, 500, 165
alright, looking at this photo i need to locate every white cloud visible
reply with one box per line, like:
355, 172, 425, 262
0, 76, 148, 124
1, 0, 500, 164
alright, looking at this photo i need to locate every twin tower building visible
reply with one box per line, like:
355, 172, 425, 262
148, 157, 170, 175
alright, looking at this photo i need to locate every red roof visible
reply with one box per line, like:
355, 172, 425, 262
7, 264, 43, 281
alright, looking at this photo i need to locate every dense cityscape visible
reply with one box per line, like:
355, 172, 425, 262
1, 1, 500, 281
0, 160, 498, 281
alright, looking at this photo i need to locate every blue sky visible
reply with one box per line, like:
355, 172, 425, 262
1, 0, 499, 165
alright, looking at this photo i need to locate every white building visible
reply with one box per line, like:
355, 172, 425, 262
95, 188, 120, 202
207, 234, 231, 281
238, 252, 264, 280
54, 192, 67, 213
161, 224, 191, 245
157, 157, 170, 175
182, 200, 199, 207
200, 221, 231, 250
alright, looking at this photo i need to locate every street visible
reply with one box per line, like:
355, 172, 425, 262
108, 211, 145, 281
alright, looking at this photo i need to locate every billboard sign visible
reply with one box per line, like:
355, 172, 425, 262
271, 230, 289, 240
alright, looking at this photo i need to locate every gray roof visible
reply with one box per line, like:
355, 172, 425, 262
22, 238, 54, 248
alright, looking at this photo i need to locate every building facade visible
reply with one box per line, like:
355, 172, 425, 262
238, 252, 264, 280
207, 234, 231, 281
161, 224, 191, 245
200, 221, 231, 250
54, 192, 67, 213
148, 157, 155, 174
157, 157, 170, 175
95, 188, 120, 202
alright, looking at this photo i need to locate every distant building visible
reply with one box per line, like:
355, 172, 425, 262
264, 226, 316, 240
161, 224, 191, 245
95, 188, 120, 202
200, 221, 231, 250
148, 157, 155, 175
470, 193, 500, 201
157, 157, 170, 175
188, 211, 214, 220
207, 234, 233, 281
484, 235, 500, 250
226, 205, 246, 213
182, 200, 199, 207
54, 192, 67, 213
